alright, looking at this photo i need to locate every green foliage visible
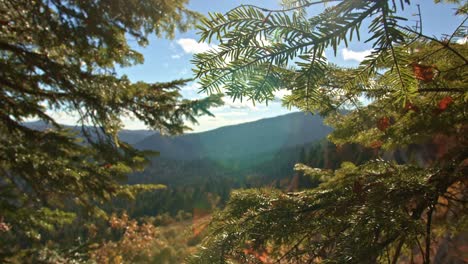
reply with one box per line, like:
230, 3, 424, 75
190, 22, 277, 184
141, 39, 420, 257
191, 161, 466, 263
0, 0, 223, 259
116, 184, 166, 200
191, 0, 467, 263
193, 0, 466, 110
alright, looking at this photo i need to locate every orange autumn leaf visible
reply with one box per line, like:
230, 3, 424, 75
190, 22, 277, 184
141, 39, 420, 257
243, 248, 270, 263
438, 96, 453, 111
370, 140, 383, 149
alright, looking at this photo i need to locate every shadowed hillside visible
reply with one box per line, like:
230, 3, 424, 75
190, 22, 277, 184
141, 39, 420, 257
134, 112, 332, 160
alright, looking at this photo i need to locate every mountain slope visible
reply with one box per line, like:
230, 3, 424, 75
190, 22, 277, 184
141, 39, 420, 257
134, 112, 331, 160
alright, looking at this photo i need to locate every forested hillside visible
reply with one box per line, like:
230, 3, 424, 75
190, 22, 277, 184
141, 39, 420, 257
134, 112, 331, 160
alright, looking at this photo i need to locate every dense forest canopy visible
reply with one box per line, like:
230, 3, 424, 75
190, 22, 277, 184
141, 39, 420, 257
190, 0, 467, 263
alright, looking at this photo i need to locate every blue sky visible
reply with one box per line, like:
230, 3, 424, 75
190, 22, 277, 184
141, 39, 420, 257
52, 0, 466, 132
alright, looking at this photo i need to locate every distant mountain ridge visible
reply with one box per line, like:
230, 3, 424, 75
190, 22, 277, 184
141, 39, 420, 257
25, 112, 332, 162
134, 112, 332, 161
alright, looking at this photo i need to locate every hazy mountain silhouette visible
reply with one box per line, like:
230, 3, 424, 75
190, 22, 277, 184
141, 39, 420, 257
133, 112, 331, 161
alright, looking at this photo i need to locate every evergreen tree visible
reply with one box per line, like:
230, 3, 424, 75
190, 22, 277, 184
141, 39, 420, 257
190, 0, 467, 263
298, 147, 307, 163
0, 0, 222, 259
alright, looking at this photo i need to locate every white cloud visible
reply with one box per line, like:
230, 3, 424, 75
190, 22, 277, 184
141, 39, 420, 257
171, 54, 182, 59
176, 38, 218, 54
216, 111, 249, 117
456, 36, 467, 45
342, 48, 373, 62
273, 89, 291, 101
179, 82, 205, 100
182, 82, 202, 92
222, 97, 258, 110
190, 115, 259, 133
